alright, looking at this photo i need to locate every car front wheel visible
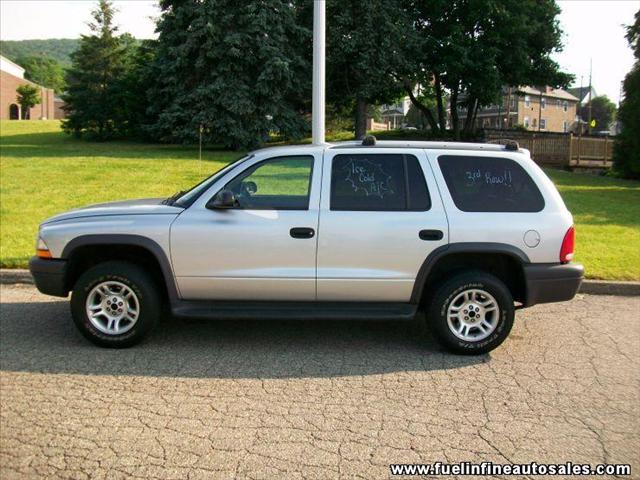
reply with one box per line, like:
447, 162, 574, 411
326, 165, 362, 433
427, 271, 515, 355
70, 261, 160, 348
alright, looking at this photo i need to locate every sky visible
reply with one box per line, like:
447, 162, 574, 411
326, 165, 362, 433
0, 0, 638, 103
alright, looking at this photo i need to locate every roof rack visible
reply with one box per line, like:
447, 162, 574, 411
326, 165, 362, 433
487, 139, 519, 151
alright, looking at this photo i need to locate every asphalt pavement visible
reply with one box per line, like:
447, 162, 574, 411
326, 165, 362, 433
1, 284, 638, 479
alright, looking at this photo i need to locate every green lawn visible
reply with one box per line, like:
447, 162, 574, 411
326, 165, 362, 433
1, 120, 639, 280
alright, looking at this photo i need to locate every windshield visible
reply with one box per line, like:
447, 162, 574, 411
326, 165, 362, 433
172, 155, 253, 208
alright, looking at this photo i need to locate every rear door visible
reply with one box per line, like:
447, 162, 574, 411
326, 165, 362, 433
317, 148, 449, 302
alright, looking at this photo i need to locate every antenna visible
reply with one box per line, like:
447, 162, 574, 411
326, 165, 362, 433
311, 0, 326, 145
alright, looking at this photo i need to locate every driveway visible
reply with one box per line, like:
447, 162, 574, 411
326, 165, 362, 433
1, 284, 638, 479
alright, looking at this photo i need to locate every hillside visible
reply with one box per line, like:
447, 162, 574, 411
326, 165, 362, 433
0, 39, 80, 67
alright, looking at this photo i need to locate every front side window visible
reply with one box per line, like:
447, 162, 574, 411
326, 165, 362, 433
540, 118, 546, 130
437, 155, 545, 213
563, 101, 568, 112
224, 156, 313, 210
541, 97, 546, 109
524, 116, 530, 128
330, 154, 430, 211
524, 95, 531, 107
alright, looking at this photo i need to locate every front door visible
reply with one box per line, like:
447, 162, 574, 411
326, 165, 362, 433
171, 153, 321, 301
317, 149, 449, 302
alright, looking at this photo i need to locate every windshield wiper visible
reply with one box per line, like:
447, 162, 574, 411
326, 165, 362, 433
162, 190, 187, 206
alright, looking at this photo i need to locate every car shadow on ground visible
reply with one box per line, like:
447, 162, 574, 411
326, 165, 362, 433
0, 300, 487, 379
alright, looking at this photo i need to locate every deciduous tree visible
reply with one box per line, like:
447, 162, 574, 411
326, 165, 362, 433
402, 0, 572, 138
613, 8, 640, 179
323, 0, 410, 139
579, 95, 617, 133
16, 84, 40, 119
15, 55, 66, 93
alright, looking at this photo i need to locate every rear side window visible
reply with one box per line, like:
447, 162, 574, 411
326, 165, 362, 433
330, 154, 430, 211
437, 155, 545, 212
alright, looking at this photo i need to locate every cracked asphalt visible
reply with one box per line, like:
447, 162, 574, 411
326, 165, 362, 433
0, 284, 638, 479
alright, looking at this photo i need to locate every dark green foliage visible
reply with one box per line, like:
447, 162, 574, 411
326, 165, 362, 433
613, 8, 640, 179
324, 0, 409, 138
147, 0, 311, 150
62, 1, 140, 140
402, 0, 572, 138
579, 95, 617, 133
14, 55, 66, 93
16, 84, 40, 119
0, 39, 80, 67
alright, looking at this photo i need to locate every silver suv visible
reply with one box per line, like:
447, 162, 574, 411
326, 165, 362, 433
30, 138, 583, 354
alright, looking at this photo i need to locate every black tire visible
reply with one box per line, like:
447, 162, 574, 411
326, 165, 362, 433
426, 271, 514, 355
70, 261, 160, 348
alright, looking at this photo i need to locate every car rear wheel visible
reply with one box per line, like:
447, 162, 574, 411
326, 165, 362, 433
427, 271, 514, 355
70, 261, 160, 348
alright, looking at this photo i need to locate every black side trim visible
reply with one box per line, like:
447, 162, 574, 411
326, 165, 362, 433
410, 242, 530, 303
61, 234, 179, 300
29, 256, 68, 297
523, 262, 584, 306
172, 301, 418, 321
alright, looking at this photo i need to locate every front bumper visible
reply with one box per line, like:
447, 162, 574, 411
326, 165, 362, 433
523, 262, 584, 307
29, 256, 68, 297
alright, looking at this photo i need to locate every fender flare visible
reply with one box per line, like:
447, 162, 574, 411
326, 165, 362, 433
61, 234, 180, 300
410, 242, 530, 303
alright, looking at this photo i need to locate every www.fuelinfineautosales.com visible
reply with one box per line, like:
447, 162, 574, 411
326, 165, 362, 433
389, 461, 632, 476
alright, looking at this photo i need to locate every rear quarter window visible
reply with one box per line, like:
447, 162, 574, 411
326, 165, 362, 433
437, 155, 545, 212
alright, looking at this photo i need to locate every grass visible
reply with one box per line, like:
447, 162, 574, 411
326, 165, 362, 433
1, 120, 639, 280
543, 169, 640, 281
0, 121, 244, 268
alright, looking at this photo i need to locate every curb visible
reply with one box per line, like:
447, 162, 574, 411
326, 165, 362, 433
1, 269, 33, 285
578, 280, 640, 297
2, 269, 639, 297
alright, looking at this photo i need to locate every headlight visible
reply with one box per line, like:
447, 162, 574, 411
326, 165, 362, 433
36, 236, 52, 259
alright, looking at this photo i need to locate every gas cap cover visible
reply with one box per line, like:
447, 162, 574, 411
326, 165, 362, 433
524, 230, 541, 248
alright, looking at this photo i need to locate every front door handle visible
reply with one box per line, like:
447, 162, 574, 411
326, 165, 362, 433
419, 229, 444, 241
290, 227, 315, 239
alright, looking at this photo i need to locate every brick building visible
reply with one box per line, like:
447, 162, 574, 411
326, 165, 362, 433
0, 55, 58, 120
461, 86, 580, 133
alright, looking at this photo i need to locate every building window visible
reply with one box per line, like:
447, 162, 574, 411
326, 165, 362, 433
563, 101, 568, 112
9, 104, 20, 120
524, 116, 530, 128
524, 95, 531, 107
540, 118, 546, 130
557, 99, 562, 108
563, 120, 569, 132
541, 97, 546, 109
532, 118, 537, 128
510, 97, 516, 109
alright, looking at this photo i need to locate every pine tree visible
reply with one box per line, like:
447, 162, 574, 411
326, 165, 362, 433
62, 0, 135, 139
147, 0, 310, 149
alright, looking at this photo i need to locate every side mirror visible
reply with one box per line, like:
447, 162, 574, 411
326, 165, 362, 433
207, 189, 237, 209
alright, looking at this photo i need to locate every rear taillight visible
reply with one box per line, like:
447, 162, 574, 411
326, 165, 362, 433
560, 226, 575, 263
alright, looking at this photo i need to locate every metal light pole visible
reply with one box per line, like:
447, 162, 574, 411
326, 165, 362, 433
312, 0, 326, 145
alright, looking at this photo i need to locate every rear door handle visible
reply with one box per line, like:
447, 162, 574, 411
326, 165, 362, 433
290, 227, 315, 239
419, 229, 444, 241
